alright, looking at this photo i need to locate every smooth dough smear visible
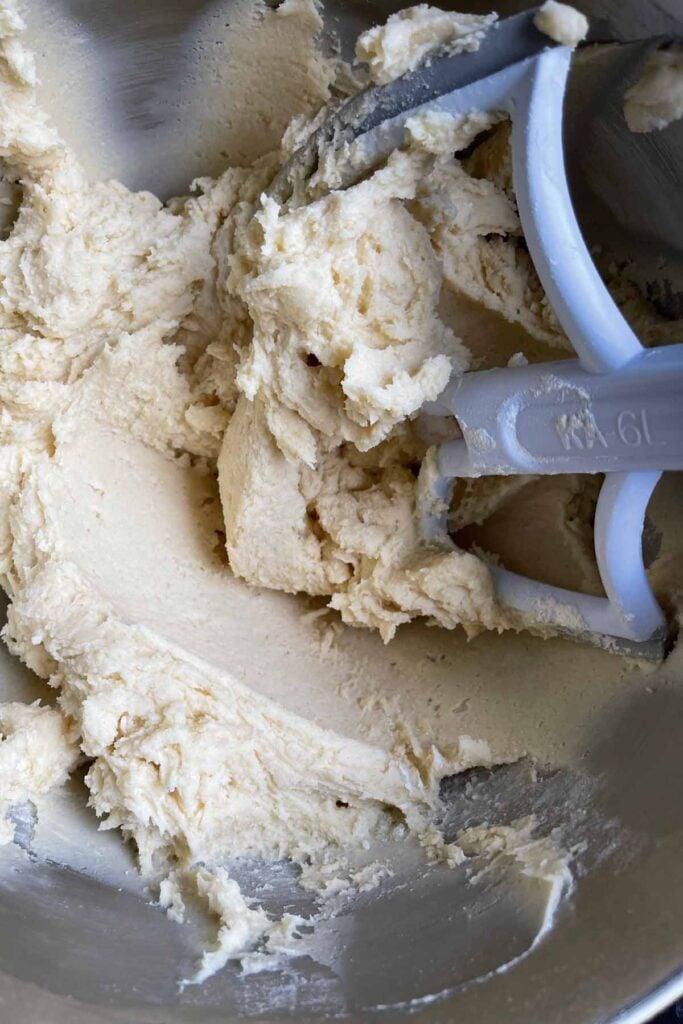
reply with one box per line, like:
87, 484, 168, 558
0, 0, 681, 983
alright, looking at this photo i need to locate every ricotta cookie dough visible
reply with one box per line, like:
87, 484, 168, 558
0, 0, 681, 985
355, 6, 497, 85
0, 701, 79, 844
624, 46, 683, 133
533, 1, 588, 48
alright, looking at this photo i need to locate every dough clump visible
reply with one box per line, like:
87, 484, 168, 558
624, 47, 683, 133
356, 4, 497, 85
533, 1, 588, 48
0, 702, 79, 843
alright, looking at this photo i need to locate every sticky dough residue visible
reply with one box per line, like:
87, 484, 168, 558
0, 0, 680, 987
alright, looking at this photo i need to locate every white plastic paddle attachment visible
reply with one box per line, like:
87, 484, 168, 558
417, 44, 680, 656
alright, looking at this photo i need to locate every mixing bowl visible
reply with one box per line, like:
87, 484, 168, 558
0, 1, 681, 1021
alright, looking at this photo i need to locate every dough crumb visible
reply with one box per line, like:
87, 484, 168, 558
533, 1, 588, 49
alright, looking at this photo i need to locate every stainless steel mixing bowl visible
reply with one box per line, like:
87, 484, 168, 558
0, 1, 681, 1021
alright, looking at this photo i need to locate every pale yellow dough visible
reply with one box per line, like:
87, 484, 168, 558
0, 0, 680, 986
219, 107, 569, 641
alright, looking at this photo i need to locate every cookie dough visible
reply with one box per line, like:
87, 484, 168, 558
0, 701, 79, 843
0, 0, 680, 984
533, 1, 589, 48
624, 47, 683, 133
356, 5, 497, 85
